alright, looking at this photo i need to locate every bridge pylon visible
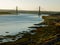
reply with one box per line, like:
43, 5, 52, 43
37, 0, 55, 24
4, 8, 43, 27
16, 6, 18, 15
38, 6, 41, 17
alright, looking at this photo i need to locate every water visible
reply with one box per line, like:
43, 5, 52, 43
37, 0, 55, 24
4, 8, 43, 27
0, 14, 43, 36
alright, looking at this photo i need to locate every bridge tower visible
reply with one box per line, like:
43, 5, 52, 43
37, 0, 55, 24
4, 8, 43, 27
38, 6, 41, 17
16, 6, 18, 15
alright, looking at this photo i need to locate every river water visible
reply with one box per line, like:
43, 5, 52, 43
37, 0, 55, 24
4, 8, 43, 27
0, 14, 44, 36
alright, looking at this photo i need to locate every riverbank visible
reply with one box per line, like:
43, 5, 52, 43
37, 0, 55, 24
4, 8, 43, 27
0, 9, 60, 14
0, 15, 60, 45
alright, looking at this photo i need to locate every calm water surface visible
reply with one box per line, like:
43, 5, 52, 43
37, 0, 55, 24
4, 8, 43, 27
0, 14, 43, 36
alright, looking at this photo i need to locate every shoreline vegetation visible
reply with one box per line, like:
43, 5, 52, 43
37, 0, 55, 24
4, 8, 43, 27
0, 14, 60, 45
0, 9, 60, 14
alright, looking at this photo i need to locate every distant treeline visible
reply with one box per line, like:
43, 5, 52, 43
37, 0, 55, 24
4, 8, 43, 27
20, 10, 60, 15
0, 12, 11, 14
0, 9, 60, 15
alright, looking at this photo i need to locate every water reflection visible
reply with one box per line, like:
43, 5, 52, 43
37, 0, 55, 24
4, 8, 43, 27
0, 14, 42, 36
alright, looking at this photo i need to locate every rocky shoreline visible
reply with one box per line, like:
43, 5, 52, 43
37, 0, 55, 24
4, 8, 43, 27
0, 15, 60, 45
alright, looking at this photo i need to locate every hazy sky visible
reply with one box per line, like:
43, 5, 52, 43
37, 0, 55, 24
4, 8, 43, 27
0, 0, 60, 11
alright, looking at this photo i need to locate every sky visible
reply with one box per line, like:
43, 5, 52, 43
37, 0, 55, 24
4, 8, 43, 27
0, 0, 60, 11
